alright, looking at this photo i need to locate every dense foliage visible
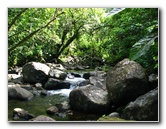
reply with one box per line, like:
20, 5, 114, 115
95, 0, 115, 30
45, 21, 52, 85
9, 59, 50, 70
8, 8, 158, 74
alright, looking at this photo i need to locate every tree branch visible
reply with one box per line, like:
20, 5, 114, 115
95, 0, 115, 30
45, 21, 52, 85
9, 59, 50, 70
8, 11, 65, 55
8, 8, 28, 31
56, 25, 83, 58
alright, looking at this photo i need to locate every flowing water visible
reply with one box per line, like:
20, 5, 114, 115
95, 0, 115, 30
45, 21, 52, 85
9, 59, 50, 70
8, 76, 101, 121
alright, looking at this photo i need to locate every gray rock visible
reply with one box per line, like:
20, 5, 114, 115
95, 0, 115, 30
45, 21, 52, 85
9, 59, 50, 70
89, 76, 106, 89
55, 101, 71, 112
44, 78, 70, 90
13, 108, 28, 120
69, 84, 111, 114
22, 62, 50, 84
8, 74, 24, 84
106, 58, 148, 106
40, 90, 48, 96
148, 73, 158, 90
67, 74, 75, 79
71, 72, 81, 77
49, 69, 67, 80
34, 83, 43, 90
46, 63, 66, 71
20, 84, 33, 91
31, 90, 41, 96
13, 108, 34, 121
44, 78, 60, 90
8, 83, 21, 88
108, 112, 120, 118
122, 88, 158, 121
90, 76, 104, 85
54, 113, 66, 118
46, 106, 59, 115
8, 67, 22, 74
8, 83, 33, 91
8, 87, 33, 100
61, 101, 71, 110
95, 71, 107, 77
77, 80, 90, 87
30, 115, 55, 121
83, 72, 96, 79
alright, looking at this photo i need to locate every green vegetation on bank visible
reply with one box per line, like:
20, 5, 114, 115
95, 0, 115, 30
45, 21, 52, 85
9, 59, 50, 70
8, 8, 158, 74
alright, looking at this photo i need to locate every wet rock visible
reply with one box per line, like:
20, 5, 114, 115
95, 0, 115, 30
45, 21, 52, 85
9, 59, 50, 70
22, 62, 50, 84
8, 87, 33, 100
59, 81, 71, 89
83, 72, 96, 79
77, 80, 90, 87
65, 76, 86, 86
67, 74, 75, 79
69, 84, 111, 114
106, 58, 148, 106
44, 78, 60, 90
122, 88, 158, 121
71, 72, 81, 77
40, 90, 48, 96
44, 78, 70, 90
82, 73, 90, 79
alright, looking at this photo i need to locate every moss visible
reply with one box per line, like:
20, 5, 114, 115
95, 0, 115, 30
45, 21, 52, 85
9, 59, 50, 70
97, 116, 135, 122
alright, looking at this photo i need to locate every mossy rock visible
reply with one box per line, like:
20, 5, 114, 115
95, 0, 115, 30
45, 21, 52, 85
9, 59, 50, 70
97, 116, 135, 122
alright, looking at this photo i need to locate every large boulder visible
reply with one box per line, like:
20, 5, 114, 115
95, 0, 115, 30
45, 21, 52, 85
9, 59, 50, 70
22, 62, 50, 84
69, 85, 111, 114
122, 88, 158, 121
8, 87, 33, 100
106, 58, 148, 106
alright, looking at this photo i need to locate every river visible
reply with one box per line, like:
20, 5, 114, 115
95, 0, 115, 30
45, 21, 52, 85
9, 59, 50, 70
8, 76, 101, 121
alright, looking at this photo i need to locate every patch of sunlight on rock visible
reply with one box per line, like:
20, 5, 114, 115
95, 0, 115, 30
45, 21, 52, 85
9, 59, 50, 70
97, 116, 135, 122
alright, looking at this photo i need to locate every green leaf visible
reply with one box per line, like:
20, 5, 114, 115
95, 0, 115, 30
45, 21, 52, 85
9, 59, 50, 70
129, 36, 158, 61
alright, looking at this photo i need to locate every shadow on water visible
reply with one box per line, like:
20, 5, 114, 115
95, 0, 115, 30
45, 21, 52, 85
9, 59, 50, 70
8, 94, 70, 121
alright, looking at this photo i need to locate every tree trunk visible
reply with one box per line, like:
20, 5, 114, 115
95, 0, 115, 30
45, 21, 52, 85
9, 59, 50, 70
53, 27, 81, 60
